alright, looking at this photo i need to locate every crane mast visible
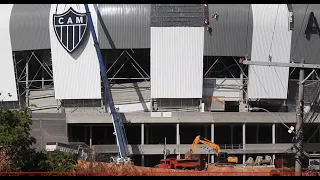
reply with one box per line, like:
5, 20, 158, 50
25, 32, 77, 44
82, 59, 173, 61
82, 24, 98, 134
84, 4, 130, 162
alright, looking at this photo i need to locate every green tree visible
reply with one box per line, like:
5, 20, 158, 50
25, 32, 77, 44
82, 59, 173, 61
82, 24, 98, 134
0, 107, 36, 172
38, 151, 77, 173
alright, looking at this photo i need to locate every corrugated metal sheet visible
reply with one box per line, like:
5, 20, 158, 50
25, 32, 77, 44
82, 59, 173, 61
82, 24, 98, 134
151, 4, 204, 27
49, 4, 101, 99
10, 4, 51, 51
0, 4, 18, 101
150, 27, 204, 98
97, 4, 150, 49
247, 4, 292, 99
291, 4, 320, 64
204, 4, 253, 57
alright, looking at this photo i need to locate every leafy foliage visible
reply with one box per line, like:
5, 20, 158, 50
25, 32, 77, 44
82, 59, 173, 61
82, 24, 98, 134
0, 107, 36, 171
0, 107, 77, 173
39, 151, 77, 172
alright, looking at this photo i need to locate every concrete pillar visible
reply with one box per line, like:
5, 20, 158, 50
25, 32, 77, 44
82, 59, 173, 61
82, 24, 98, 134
141, 155, 145, 166
272, 154, 276, 165
211, 124, 215, 163
272, 124, 276, 144
243, 154, 246, 164
141, 123, 145, 166
242, 124, 246, 163
242, 124, 246, 146
230, 125, 234, 144
141, 124, 145, 145
177, 124, 180, 158
272, 124, 276, 164
256, 125, 259, 143
89, 126, 92, 147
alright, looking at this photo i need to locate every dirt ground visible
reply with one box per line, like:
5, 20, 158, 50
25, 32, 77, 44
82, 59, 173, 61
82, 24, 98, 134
76, 161, 281, 176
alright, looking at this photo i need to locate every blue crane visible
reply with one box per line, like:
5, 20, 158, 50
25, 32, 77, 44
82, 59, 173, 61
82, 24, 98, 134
84, 4, 130, 162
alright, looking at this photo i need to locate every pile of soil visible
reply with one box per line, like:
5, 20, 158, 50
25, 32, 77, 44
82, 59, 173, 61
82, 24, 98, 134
76, 161, 280, 176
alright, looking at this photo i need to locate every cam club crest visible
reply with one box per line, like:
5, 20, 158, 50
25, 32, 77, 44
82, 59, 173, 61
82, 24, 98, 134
53, 7, 88, 53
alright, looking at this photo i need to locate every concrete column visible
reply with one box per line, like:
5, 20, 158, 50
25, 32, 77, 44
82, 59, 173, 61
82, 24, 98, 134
176, 123, 180, 159
141, 155, 145, 166
256, 125, 259, 143
243, 154, 246, 164
242, 124, 246, 163
230, 125, 234, 144
272, 124, 276, 164
272, 124, 276, 144
211, 124, 215, 163
242, 124, 246, 146
141, 124, 145, 145
89, 126, 92, 147
141, 123, 145, 166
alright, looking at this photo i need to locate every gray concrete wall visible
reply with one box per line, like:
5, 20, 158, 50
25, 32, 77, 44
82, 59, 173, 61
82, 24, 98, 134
66, 111, 306, 124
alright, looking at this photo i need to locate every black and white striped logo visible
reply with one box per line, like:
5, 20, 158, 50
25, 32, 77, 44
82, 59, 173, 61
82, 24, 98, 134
53, 7, 88, 53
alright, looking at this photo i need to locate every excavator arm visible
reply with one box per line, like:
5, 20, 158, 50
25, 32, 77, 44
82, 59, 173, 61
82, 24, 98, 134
191, 135, 221, 155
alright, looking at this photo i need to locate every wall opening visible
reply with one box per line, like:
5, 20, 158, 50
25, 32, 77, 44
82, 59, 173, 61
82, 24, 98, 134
145, 124, 176, 144
179, 124, 211, 144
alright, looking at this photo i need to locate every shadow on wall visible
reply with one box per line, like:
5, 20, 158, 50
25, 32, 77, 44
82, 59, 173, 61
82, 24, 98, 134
133, 82, 148, 112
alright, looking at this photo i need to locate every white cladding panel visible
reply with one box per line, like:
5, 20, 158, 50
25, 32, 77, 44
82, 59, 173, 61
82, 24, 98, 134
150, 27, 204, 98
248, 4, 292, 99
49, 4, 101, 99
0, 4, 18, 101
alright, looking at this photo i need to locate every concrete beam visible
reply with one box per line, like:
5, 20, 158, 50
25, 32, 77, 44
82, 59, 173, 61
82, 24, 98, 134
65, 112, 309, 124
92, 143, 318, 155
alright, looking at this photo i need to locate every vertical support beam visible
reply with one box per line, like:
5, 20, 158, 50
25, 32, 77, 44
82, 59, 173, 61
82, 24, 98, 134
141, 123, 145, 145
176, 123, 180, 159
141, 123, 145, 166
295, 59, 305, 176
272, 124, 276, 144
256, 125, 259, 143
242, 123, 246, 163
25, 57, 29, 107
211, 123, 215, 163
89, 126, 92, 147
41, 58, 44, 89
272, 123, 276, 164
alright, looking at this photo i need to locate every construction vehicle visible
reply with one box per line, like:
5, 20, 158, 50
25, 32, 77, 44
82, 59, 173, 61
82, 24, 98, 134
187, 135, 238, 164
155, 158, 206, 170
84, 4, 130, 163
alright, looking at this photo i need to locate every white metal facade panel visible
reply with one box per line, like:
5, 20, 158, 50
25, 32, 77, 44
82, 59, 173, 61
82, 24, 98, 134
49, 4, 101, 99
0, 4, 18, 101
248, 4, 292, 99
150, 27, 204, 98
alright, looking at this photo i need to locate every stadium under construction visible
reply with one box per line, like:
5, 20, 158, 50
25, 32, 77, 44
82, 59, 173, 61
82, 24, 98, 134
1, 4, 320, 167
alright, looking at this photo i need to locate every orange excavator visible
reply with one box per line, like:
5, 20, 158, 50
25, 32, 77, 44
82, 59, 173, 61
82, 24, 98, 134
186, 135, 238, 164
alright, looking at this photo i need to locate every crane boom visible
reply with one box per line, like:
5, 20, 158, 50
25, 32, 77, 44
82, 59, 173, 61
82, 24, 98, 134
84, 4, 129, 160
191, 135, 221, 155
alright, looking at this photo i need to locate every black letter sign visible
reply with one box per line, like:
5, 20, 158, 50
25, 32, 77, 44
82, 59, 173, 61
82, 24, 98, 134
305, 12, 320, 40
